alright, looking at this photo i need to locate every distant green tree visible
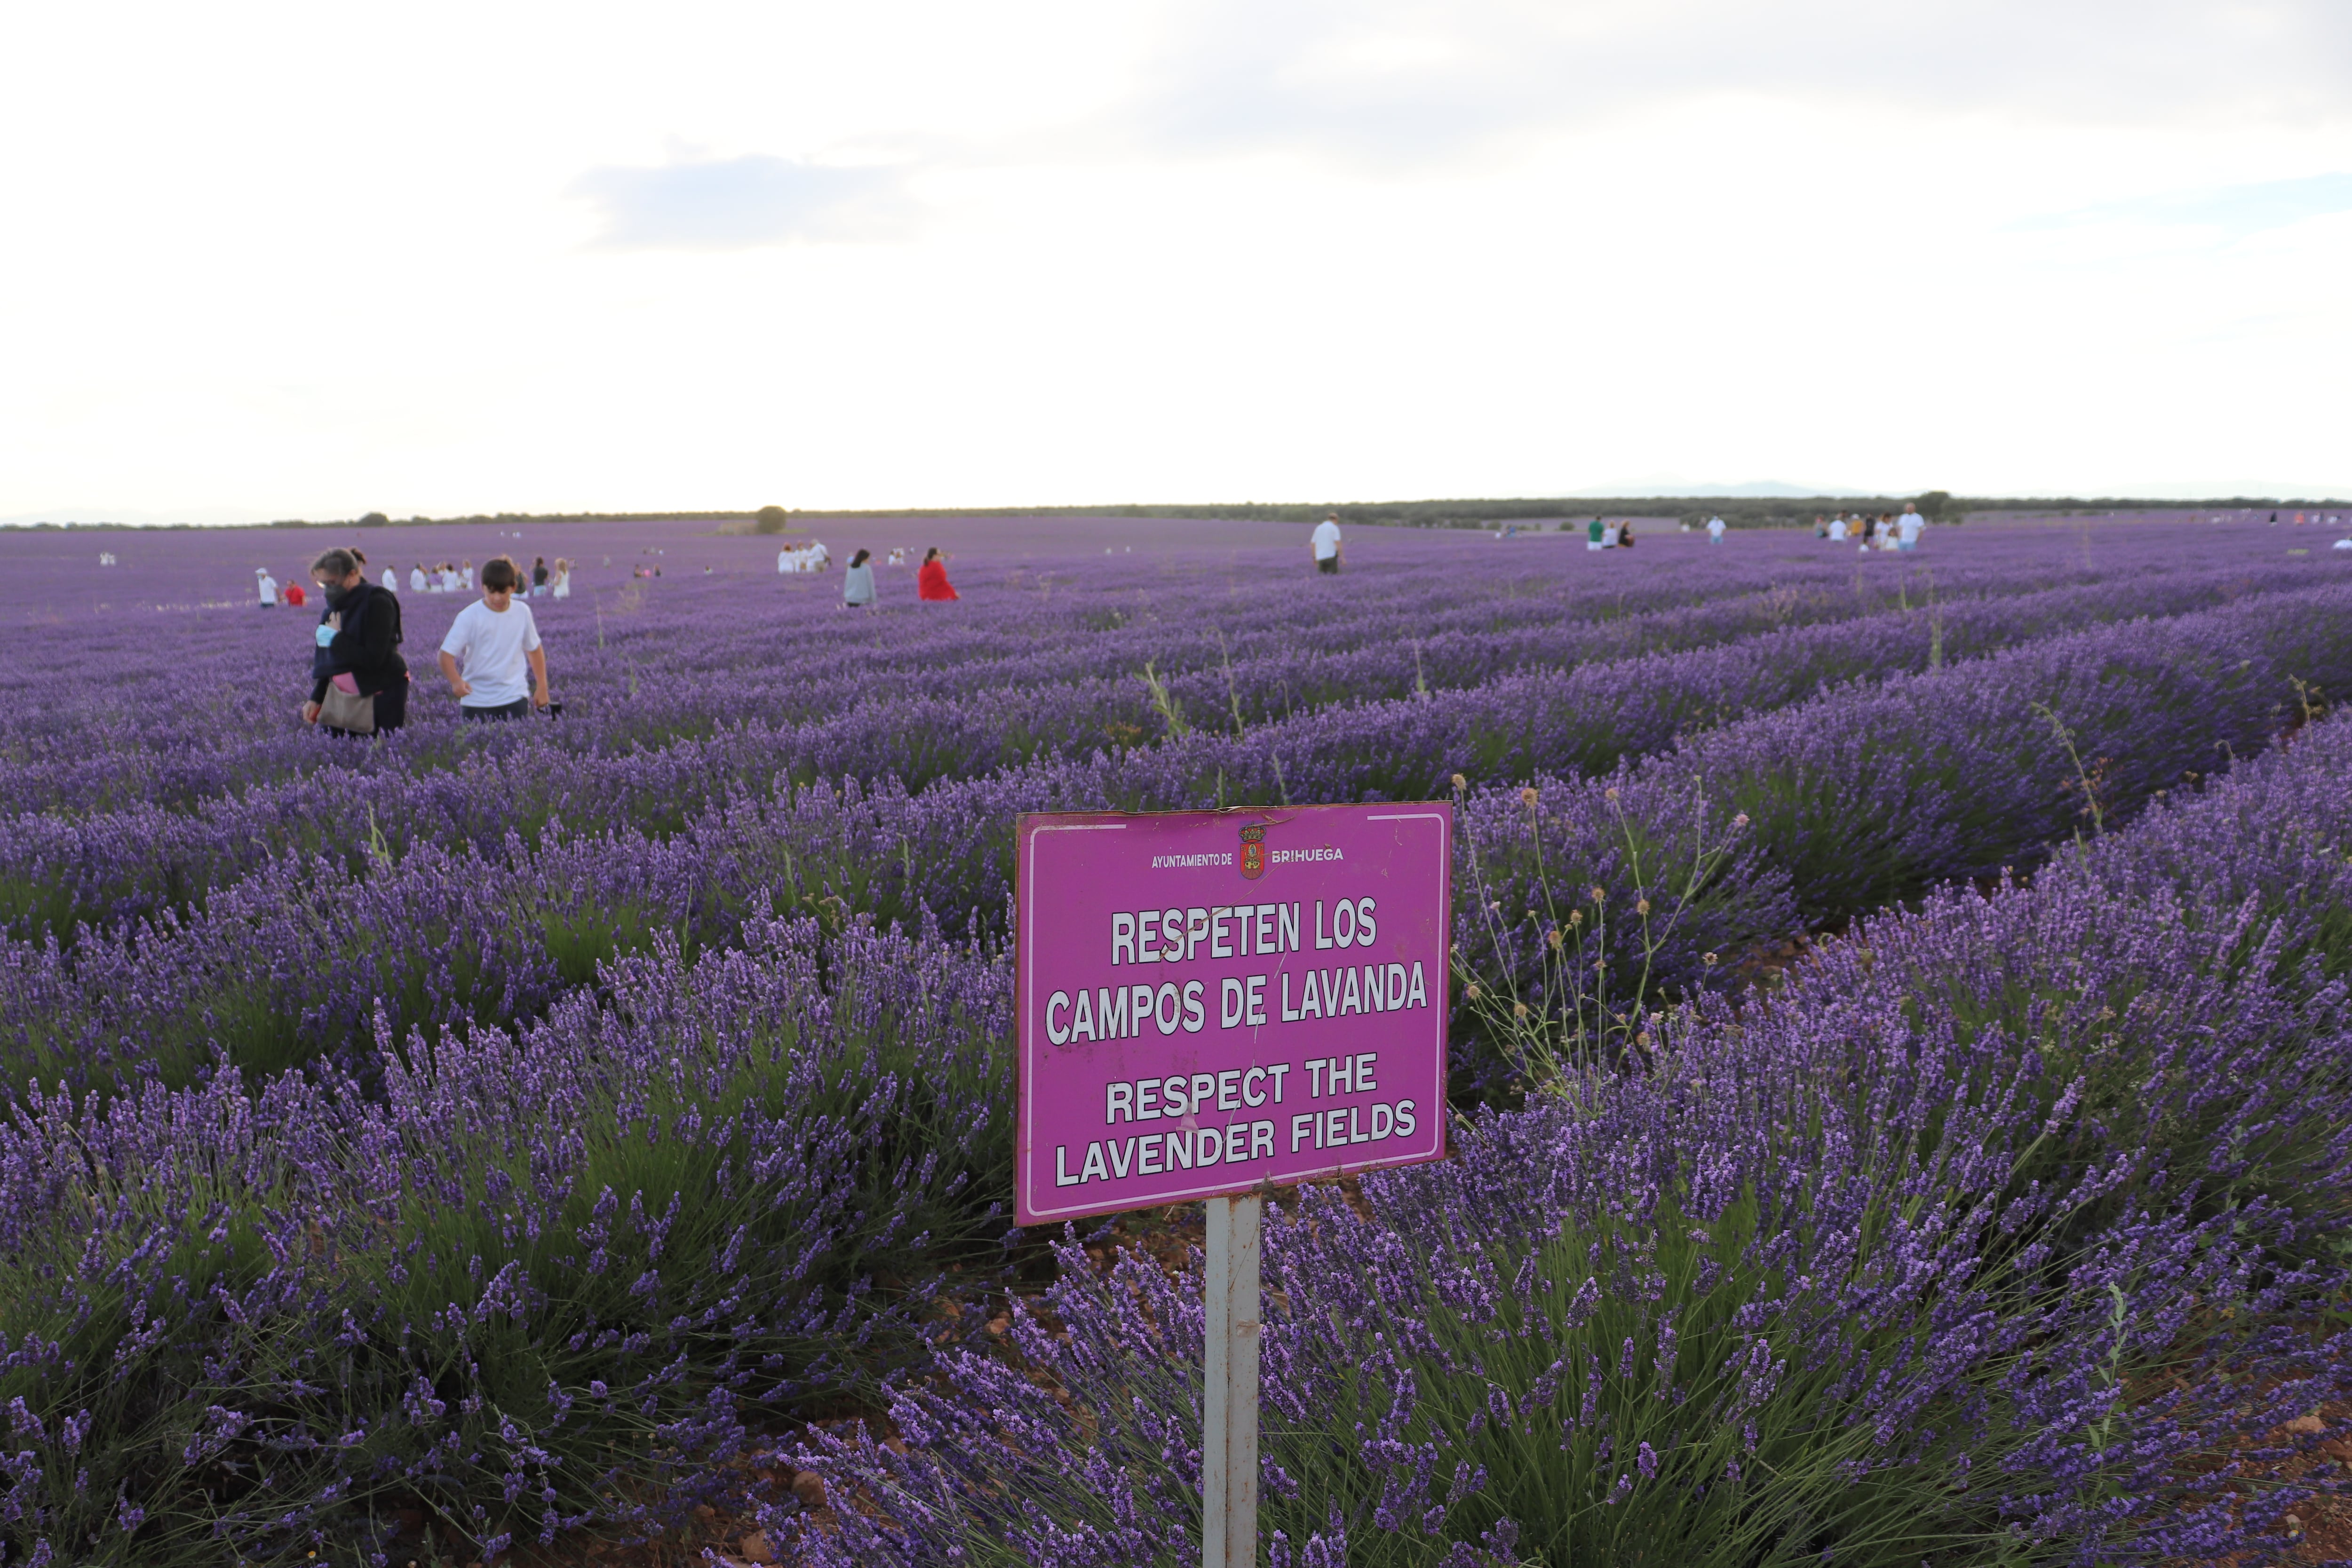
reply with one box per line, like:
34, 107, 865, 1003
754, 505, 791, 534
1913, 491, 1953, 523
358, 511, 389, 527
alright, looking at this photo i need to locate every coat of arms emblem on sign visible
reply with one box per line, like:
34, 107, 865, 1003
1238, 823, 1266, 880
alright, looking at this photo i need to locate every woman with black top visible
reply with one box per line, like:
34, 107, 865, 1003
302, 547, 409, 733
532, 556, 549, 597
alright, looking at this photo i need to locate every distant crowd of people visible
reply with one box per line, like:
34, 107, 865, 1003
1819, 504, 1928, 552
260, 554, 570, 606
787, 543, 961, 605
390, 556, 571, 596
1585, 517, 1641, 550
804, 520, 1346, 594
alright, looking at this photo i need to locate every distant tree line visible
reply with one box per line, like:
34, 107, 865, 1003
8, 492, 2341, 534
713, 492, 2340, 531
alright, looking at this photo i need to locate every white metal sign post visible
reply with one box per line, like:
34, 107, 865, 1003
1013, 803, 1453, 1568
1201, 1194, 1262, 1568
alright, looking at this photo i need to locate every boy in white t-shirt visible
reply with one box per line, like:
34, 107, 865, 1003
437, 557, 549, 721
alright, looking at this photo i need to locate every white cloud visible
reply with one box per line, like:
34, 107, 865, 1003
572, 156, 917, 248
2016, 170, 2352, 239
0, 0, 2348, 518
1109, 0, 2352, 165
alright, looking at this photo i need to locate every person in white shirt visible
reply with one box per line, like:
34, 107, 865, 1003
437, 557, 548, 721
1311, 514, 1344, 575
1706, 516, 1727, 544
381, 565, 398, 593
439, 563, 461, 594
551, 558, 572, 599
1828, 516, 1849, 542
1602, 522, 1621, 549
256, 568, 278, 607
1897, 505, 1924, 551
410, 564, 427, 592
778, 547, 792, 574
461, 560, 475, 591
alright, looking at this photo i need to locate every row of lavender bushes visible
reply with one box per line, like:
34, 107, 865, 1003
0, 546, 1957, 807
3, 540, 2290, 814
0, 919, 1014, 1567
0, 586, 2342, 1560
7, 581, 2347, 1102
2, 557, 2310, 936
776, 713, 2352, 1568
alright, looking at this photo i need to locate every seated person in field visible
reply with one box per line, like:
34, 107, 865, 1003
917, 547, 960, 601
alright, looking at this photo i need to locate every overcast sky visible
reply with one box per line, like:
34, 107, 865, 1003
4, 1, 2349, 521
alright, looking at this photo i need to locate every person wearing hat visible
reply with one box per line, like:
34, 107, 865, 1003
256, 567, 278, 607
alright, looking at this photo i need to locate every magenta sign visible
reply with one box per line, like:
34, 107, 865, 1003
1015, 802, 1452, 1226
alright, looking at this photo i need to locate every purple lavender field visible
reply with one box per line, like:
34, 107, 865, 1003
1, 514, 2349, 1567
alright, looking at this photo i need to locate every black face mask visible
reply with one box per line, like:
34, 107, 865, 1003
323, 581, 356, 610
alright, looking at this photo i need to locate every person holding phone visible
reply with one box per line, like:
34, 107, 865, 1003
301, 547, 409, 734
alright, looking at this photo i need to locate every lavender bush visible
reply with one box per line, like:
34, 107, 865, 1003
0, 917, 1012, 1565
0, 515, 2343, 1561
778, 722, 2352, 1567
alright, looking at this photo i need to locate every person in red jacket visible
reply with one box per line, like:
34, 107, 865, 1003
916, 547, 960, 601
